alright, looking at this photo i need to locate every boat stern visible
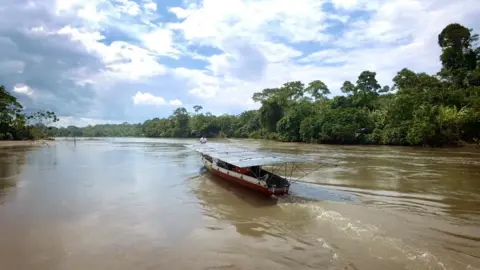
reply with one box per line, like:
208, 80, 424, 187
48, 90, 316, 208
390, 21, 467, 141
268, 184, 290, 195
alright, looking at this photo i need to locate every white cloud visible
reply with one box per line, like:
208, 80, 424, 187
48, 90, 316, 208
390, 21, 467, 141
207, 54, 230, 76
57, 25, 105, 52
258, 41, 303, 63
118, 0, 141, 16
144, 2, 157, 11
103, 42, 167, 80
57, 26, 167, 80
51, 0, 173, 84
142, 29, 180, 58
299, 49, 345, 64
326, 13, 350, 23
132, 91, 166, 106
31, 26, 46, 33
55, 0, 88, 14
168, 7, 190, 19
169, 99, 183, 106
13, 84, 34, 96
132, 92, 184, 108
174, 68, 221, 99
330, 0, 360, 10
77, 2, 106, 23
54, 116, 124, 127
169, 0, 330, 46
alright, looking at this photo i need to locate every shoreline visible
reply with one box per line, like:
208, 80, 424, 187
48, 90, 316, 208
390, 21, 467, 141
53, 136, 480, 148
0, 140, 53, 148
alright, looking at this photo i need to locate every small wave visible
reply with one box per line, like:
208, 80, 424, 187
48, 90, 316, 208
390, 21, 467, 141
317, 237, 339, 260
281, 201, 450, 269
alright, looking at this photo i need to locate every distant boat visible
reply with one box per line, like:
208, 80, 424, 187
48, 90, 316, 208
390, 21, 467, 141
192, 143, 317, 196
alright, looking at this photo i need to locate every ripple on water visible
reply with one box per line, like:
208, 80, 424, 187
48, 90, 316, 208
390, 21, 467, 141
279, 201, 454, 270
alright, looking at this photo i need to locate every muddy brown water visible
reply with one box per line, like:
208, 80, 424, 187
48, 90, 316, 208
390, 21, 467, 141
0, 138, 479, 270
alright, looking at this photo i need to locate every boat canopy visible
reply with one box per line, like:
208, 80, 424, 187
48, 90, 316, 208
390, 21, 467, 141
191, 143, 312, 168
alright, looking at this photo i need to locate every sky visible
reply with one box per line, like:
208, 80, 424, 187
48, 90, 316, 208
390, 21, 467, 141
1, 0, 480, 127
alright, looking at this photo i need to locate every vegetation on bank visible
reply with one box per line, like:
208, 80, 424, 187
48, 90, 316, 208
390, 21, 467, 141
0, 85, 58, 141
14, 23, 480, 147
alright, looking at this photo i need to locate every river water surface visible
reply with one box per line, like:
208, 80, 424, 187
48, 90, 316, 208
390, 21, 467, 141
0, 138, 479, 270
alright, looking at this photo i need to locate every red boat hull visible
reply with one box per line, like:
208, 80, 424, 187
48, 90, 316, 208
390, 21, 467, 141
208, 166, 289, 196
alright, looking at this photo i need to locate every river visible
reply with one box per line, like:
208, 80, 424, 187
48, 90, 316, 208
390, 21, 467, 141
0, 138, 479, 270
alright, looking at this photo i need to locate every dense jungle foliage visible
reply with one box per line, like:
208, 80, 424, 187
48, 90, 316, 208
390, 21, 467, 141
36, 24, 480, 146
0, 85, 58, 140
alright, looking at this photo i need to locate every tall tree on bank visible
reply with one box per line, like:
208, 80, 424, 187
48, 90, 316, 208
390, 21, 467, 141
438, 23, 480, 87
193, 105, 203, 113
305, 80, 330, 101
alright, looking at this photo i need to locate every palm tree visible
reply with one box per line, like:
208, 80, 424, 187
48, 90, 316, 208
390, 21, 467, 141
437, 105, 472, 140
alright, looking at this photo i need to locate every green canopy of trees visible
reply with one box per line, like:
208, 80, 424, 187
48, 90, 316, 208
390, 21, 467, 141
1, 85, 59, 140
52, 23, 480, 147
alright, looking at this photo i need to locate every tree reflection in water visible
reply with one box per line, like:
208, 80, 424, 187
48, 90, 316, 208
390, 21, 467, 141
0, 146, 34, 202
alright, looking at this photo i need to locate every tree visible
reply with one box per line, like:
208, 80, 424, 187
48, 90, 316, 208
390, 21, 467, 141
171, 107, 190, 137
305, 80, 330, 101
0, 85, 23, 139
258, 98, 284, 133
24, 110, 59, 139
27, 110, 59, 128
354, 71, 382, 109
1, 85, 60, 140
340, 81, 355, 94
193, 105, 203, 113
438, 23, 478, 70
436, 105, 474, 143
356, 71, 381, 94
253, 82, 305, 104
281, 81, 305, 100
277, 101, 314, 141
438, 23, 480, 87
252, 88, 280, 102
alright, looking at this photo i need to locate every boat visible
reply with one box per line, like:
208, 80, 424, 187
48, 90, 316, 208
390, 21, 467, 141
192, 143, 315, 196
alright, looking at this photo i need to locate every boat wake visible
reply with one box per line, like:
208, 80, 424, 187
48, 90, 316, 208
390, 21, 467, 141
286, 181, 360, 204
278, 201, 451, 269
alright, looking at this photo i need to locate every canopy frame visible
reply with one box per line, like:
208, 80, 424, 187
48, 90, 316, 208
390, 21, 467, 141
192, 143, 313, 168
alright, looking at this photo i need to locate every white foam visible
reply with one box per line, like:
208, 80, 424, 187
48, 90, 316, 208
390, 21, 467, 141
317, 237, 338, 261
282, 201, 448, 269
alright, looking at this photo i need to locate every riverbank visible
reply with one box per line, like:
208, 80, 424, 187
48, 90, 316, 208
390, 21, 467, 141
54, 136, 480, 149
0, 140, 53, 148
